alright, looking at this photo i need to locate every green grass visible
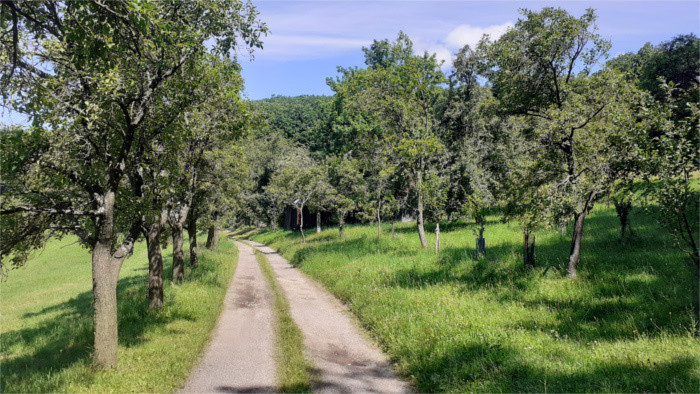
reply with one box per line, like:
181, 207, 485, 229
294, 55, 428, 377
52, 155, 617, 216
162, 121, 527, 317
250, 206, 700, 392
253, 248, 314, 392
1, 234, 237, 393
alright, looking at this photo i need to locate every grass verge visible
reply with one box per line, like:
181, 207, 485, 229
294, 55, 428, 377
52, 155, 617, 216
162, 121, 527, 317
1, 234, 237, 393
253, 248, 314, 392
250, 206, 700, 392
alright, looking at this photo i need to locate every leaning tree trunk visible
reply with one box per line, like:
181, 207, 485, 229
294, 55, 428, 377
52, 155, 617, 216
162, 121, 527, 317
567, 193, 596, 278
316, 211, 321, 233
416, 170, 427, 248
188, 213, 198, 268
206, 225, 219, 249
171, 223, 185, 283
567, 210, 588, 278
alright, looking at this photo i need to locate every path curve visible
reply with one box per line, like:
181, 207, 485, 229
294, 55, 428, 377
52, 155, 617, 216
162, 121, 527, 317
246, 241, 409, 393
180, 241, 276, 393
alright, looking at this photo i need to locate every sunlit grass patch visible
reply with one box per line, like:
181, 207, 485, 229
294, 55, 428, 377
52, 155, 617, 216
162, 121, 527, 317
250, 206, 700, 392
1, 235, 237, 393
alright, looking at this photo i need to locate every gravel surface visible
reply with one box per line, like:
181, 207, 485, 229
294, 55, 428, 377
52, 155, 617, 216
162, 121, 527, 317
247, 241, 409, 393
180, 241, 276, 393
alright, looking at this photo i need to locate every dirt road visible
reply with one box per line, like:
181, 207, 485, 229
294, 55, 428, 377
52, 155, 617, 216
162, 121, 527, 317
246, 241, 408, 393
180, 241, 276, 393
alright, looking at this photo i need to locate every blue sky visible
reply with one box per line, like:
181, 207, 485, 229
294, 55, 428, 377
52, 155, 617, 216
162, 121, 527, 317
240, 0, 700, 100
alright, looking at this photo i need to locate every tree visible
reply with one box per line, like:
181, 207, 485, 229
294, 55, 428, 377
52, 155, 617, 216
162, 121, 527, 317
326, 156, 366, 239
268, 165, 331, 243
333, 32, 446, 247
642, 84, 699, 271
0, 0, 266, 368
480, 8, 645, 277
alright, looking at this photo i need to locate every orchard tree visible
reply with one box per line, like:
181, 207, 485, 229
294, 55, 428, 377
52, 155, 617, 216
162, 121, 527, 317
0, 0, 265, 368
268, 164, 332, 243
334, 32, 446, 247
480, 8, 646, 277
326, 155, 366, 239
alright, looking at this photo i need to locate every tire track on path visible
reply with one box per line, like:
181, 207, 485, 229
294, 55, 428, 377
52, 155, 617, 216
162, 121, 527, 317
181, 241, 276, 393
246, 240, 409, 393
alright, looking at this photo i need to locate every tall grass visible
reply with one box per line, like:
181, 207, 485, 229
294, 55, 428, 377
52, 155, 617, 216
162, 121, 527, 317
250, 206, 700, 392
1, 235, 237, 393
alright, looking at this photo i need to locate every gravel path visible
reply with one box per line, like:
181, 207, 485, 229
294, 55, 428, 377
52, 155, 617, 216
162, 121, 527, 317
246, 241, 409, 393
180, 241, 276, 393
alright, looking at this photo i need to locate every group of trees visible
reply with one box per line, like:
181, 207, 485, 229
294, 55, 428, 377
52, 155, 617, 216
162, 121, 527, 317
1, 2, 697, 371
235, 8, 698, 277
0, 0, 266, 368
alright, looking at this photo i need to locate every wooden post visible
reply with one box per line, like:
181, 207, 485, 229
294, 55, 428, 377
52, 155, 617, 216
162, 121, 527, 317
435, 223, 440, 253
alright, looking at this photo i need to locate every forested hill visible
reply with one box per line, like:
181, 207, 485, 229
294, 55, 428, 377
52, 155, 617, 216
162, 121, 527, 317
250, 95, 333, 152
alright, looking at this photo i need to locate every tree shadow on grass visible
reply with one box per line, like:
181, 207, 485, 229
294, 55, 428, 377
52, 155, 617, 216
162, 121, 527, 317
409, 341, 698, 392
1, 263, 202, 392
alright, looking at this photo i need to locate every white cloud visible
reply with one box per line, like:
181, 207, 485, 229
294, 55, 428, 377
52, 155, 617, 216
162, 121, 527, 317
444, 22, 513, 50
259, 34, 371, 59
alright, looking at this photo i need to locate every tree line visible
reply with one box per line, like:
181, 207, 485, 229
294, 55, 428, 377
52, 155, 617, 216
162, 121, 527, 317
0, 0, 266, 369
236, 8, 698, 280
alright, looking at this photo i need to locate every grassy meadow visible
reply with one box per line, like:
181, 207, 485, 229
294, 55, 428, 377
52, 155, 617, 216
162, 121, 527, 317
1, 235, 237, 393
246, 205, 700, 392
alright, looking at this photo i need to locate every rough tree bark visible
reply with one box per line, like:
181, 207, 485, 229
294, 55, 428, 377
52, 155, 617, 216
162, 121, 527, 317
206, 224, 219, 249
91, 191, 139, 368
169, 205, 190, 283
188, 212, 198, 268
567, 192, 596, 278
144, 208, 168, 308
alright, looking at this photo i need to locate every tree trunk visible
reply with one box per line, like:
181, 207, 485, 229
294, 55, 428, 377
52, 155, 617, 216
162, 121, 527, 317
523, 227, 536, 268
416, 170, 427, 248
145, 218, 164, 309
339, 213, 345, 240
435, 223, 440, 253
172, 223, 185, 283
299, 207, 306, 243
567, 210, 588, 278
206, 225, 219, 249
92, 239, 119, 369
316, 211, 321, 233
91, 191, 127, 369
613, 199, 633, 239
475, 225, 486, 258
188, 213, 198, 268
